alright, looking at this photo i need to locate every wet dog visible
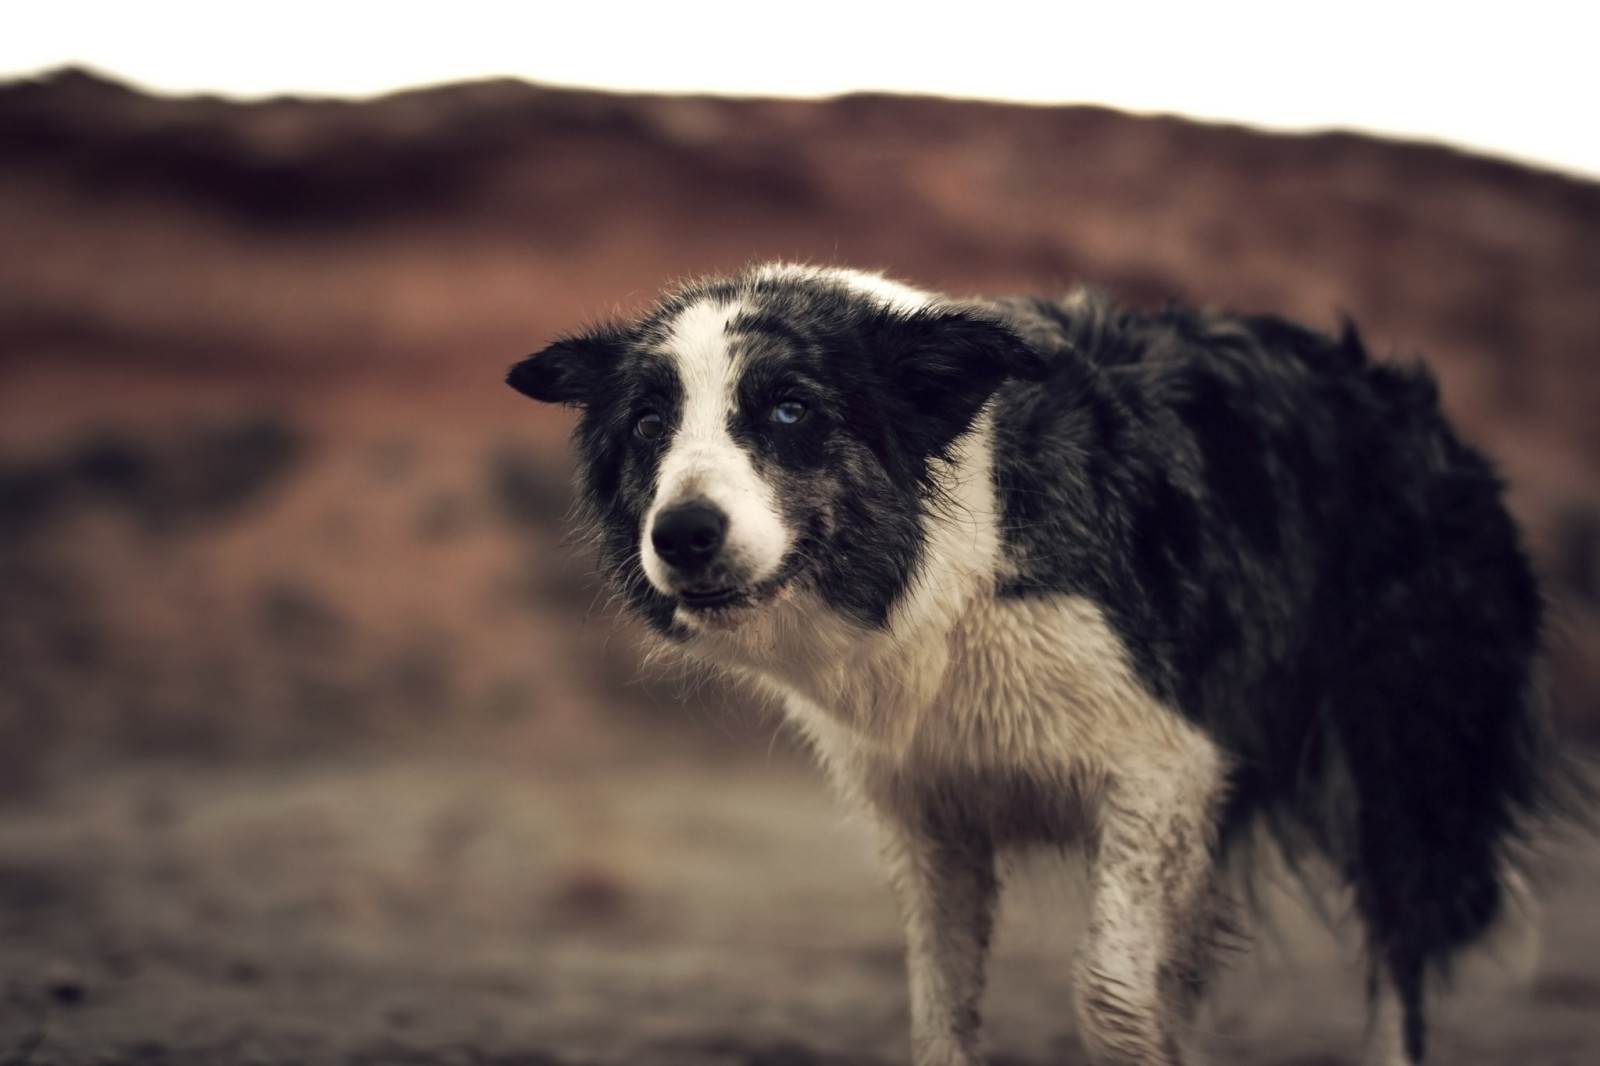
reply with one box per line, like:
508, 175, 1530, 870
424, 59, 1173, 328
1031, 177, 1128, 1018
508, 263, 1561, 1065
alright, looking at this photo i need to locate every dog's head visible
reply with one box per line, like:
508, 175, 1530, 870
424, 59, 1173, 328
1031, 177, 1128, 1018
508, 265, 1044, 640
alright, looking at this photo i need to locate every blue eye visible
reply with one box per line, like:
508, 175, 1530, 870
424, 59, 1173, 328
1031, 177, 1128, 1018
770, 400, 808, 426
635, 412, 665, 440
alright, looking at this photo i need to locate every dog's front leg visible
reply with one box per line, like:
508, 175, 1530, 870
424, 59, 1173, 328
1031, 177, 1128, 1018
880, 815, 999, 1066
1073, 774, 1222, 1066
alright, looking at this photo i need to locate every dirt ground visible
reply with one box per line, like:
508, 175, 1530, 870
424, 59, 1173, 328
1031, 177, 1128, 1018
1, 750, 1596, 1066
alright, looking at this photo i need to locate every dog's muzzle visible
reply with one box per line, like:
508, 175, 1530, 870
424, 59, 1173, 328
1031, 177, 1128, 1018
646, 501, 743, 609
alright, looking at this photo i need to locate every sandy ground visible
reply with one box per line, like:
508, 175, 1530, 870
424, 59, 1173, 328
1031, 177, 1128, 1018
1, 752, 1597, 1066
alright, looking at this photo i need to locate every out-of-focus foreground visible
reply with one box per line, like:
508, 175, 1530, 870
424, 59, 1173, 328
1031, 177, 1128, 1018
1, 69, 1598, 1065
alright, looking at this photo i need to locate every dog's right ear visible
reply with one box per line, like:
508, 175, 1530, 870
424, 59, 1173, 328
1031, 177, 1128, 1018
507, 333, 622, 407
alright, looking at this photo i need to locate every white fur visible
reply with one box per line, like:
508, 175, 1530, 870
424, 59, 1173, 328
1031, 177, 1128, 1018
641, 298, 791, 612
754, 262, 937, 314
832, 268, 937, 314
1363, 972, 1409, 1066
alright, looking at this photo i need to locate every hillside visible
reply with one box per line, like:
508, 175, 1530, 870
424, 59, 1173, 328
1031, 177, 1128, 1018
2, 65, 1598, 776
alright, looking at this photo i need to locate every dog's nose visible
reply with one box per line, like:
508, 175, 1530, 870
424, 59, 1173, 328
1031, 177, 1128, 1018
651, 503, 727, 571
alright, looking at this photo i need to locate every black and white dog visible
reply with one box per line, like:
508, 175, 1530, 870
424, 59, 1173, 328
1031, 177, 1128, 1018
508, 263, 1560, 1065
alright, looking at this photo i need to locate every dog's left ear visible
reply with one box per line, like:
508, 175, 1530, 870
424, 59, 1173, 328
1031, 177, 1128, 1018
871, 309, 1049, 455
507, 331, 624, 408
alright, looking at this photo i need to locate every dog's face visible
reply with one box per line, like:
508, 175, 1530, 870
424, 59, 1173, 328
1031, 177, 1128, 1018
508, 267, 1044, 641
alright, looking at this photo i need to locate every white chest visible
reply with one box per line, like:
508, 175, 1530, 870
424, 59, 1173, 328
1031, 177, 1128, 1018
766, 593, 1220, 826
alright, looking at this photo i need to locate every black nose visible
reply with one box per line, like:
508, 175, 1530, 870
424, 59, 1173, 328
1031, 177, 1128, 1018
651, 503, 727, 571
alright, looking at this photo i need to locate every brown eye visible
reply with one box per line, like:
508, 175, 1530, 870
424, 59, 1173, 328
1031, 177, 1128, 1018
635, 412, 665, 441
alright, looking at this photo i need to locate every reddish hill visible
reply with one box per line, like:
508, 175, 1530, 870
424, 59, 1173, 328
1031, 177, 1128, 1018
2, 67, 1597, 789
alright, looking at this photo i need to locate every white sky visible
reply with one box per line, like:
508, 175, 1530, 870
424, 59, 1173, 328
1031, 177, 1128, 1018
4, 0, 1597, 181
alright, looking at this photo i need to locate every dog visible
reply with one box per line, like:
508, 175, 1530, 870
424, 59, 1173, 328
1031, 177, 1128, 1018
507, 263, 1562, 1065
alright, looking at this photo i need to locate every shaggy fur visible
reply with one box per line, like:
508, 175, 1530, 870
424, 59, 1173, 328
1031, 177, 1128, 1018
508, 263, 1563, 1065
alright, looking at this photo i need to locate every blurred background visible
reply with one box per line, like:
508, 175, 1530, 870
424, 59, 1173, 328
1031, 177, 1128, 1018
2, 5, 1600, 1064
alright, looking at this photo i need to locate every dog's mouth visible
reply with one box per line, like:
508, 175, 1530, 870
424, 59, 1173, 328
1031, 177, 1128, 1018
677, 586, 748, 610
673, 571, 795, 619
662, 535, 813, 625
